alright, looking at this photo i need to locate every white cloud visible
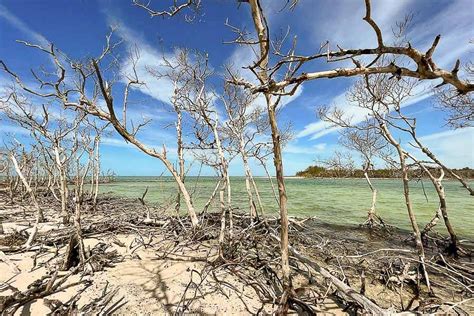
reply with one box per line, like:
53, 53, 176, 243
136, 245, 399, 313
0, 5, 49, 47
108, 20, 177, 105
283, 141, 327, 154
413, 127, 474, 168
297, 78, 434, 140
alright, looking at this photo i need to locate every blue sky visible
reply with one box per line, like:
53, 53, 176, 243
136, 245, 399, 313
0, 0, 473, 176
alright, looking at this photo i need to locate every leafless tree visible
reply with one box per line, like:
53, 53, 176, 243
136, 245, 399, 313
221, 0, 473, 305
0, 34, 200, 228
221, 83, 269, 218
147, 49, 198, 215
62, 118, 103, 270
339, 121, 391, 227
1, 90, 87, 224
4, 144, 44, 248
167, 49, 234, 252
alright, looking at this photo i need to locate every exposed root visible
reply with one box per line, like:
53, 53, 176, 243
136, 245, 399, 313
0, 192, 472, 314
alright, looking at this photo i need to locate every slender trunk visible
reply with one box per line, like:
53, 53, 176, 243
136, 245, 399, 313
116, 130, 199, 227
399, 155, 431, 292
93, 137, 100, 208
248, 0, 291, 304
74, 199, 87, 265
66, 152, 90, 268
176, 107, 185, 212
257, 156, 279, 206
212, 119, 232, 238
218, 188, 226, 256
266, 94, 291, 292
249, 172, 265, 216
414, 165, 458, 254
362, 167, 382, 226
54, 146, 69, 225
203, 179, 221, 213
380, 123, 431, 292
10, 154, 42, 248
10, 154, 44, 223
240, 139, 257, 218
168, 162, 199, 227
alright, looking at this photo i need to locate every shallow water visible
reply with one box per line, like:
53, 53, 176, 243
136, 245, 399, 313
98, 177, 474, 239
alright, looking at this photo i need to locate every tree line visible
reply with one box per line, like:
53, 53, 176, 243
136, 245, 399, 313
296, 165, 474, 179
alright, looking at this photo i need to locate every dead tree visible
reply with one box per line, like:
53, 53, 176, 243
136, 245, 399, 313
221, 83, 270, 219
389, 105, 461, 255
171, 50, 234, 252
339, 122, 390, 227
84, 120, 109, 210
0, 35, 200, 228
147, 49, 197, 214
222, 0, 473, 306
7, 145, 44, 248
0, 90, 87, 224
62, 121, 100, 270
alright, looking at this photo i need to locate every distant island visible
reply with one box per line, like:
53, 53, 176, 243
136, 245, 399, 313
295, 165, 474, 179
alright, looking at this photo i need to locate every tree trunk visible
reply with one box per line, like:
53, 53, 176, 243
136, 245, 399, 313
249, 172, 265, 217
10, 154, 44, 224
266, 94, 292, 294
362, 168, 383, 227
380, 123, 431, 293
54, 147, 69, 225
175, 107, 185, 212
240, 139, 257, 218
163, 158, 199, 227
212, 119, 232, 239
203, 179, 221, 213
218, 188, 226, 257
248, 0, 291, 306
415, 167, 458, 255
92, 137, 100, 209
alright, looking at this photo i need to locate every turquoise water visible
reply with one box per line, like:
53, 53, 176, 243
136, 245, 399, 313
98, 177, 474, 238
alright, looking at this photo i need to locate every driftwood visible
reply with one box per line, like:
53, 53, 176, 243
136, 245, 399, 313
272, 234, 387, 315
0, 191, 471, 314
44, 282, 126, 315
0, 269, 89, 314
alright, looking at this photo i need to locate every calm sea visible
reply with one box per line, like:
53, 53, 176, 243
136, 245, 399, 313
98, 176, 474, 238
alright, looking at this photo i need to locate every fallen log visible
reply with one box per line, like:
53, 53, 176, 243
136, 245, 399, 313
270, 234, 388, 315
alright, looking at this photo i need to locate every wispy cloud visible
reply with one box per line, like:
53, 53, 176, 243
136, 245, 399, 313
414, 127, 474, 168
0, 5, 49, 47
106, 15, 177, 106
297, 83, 432, 140
283, 141, 328, 154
